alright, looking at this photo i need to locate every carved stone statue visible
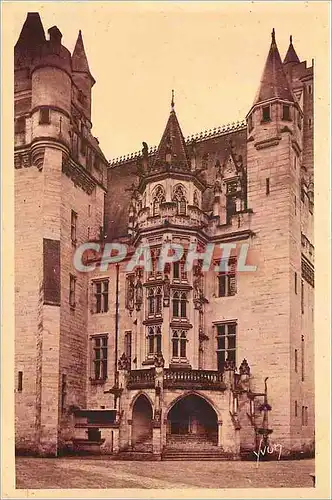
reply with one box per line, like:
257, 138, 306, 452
163, 274, 170, 298
154, 351, 165, 368
126, 275, 135, 311
118, 352, 130, 371
135, 277, 143, 311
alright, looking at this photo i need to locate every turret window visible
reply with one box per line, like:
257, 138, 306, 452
193, 190, 199, 208
152, 185, 166, 216
39, 107, 50, 125
147, 287, 163, 317
172, 184, 187, 215
262, 105, 271, 122
248, 115, 253, 132
282, 105, 291, 121
15, 116, 26, 134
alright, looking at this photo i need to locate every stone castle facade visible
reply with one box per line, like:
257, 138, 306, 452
15, 13, 314, 459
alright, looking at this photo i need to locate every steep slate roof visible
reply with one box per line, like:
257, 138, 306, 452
253, 29, 294, 105
152, 103, 191, 172
15, 12, 46, 49
283, 36, 301, 65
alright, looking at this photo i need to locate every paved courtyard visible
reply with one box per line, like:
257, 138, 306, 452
16, 457, 315, 489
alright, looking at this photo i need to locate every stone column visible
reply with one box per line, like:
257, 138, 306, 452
217, 420, 223, 448
152, 352, 164, 458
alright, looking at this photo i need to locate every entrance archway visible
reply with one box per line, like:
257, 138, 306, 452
131, 394, 153, 449
167, 394, 218, 443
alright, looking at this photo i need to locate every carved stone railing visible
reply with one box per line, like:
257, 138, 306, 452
127, 368, 155, 389
163, 369, 226, 391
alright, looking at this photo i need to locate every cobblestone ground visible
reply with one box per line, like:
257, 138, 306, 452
16, 457, 315, 489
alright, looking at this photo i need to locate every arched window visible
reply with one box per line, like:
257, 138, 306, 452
172, 184, 187, 215
172, 330, 187, 359
152, 185, 166, 216
193, 190, 199, 207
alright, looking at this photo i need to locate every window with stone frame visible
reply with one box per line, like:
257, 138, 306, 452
124, 331, 132, 363
152, 185, 166, 216
216, 322, 237, 372
147, 325, 162, 357
91, 335, 108, 381
92, 279, 109, 314
15, 116, 26, 134
39, 107, 50, 125
217, 257, 237, 297
147, 286, 163, 318
69, 274, 76, 309
172, 290, 188, 319
172, 255, 187, 282
148, 247, 162, 279
71, 209, 77, 244
171, 330, 188, 360
172, 184, 187, 215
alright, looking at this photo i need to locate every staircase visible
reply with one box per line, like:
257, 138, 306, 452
162, 434, 236, 461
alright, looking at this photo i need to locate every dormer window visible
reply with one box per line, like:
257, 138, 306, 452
39, 108, 50, 125
282, 105, 291, 121
262, 105, 271, 122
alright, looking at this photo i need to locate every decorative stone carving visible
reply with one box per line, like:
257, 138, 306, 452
153, 408, 162, 427
125, 275, 135, 313
118, 352, 130, 371
239, 358, 250, 376
163, 274, 170, 307
154, 351, 165, 368
135, 271, 143, 311
62, 156, 95, 194
224, 358, 236, 371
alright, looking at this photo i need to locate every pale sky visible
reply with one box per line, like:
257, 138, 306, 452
8, 1, 329, 160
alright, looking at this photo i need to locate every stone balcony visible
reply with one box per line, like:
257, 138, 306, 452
137, 202, 210, 230
127, 367, 226, 391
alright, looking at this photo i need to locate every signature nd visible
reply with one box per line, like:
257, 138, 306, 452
253, 438, 282, 466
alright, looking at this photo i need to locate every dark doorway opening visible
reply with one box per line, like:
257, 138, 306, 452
131, 394, 153, 450
167, 394, 218, 443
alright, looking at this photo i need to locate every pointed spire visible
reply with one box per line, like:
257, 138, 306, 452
15, 12, 46, 49
283, 35, 300, 65
152, 101, 190, 171
253, 29, 294, 105
72, 30, 94, 79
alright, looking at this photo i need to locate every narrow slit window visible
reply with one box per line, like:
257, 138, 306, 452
266, 178, 270, 195
39, 108, 50, 125
18, 371, 23, 392
282, 105, 291, 121
262, 105, 271, 122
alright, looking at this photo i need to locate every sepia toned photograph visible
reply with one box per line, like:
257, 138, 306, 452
2, 0, 331, 497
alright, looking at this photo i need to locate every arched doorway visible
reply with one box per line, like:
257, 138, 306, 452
131, 394, 153, 450
167, 394, 218, 443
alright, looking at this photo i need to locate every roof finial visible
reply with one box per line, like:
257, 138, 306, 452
290, 35, 293, 44
171, 89, 175, 110
271, 28, 275, 43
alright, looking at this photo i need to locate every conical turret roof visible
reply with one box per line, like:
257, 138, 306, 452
253, 29, 294, 105
15, 12, 46, 49
152, 93, 191, 171
283, 36, 300, 65
72, 30, 94, 81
